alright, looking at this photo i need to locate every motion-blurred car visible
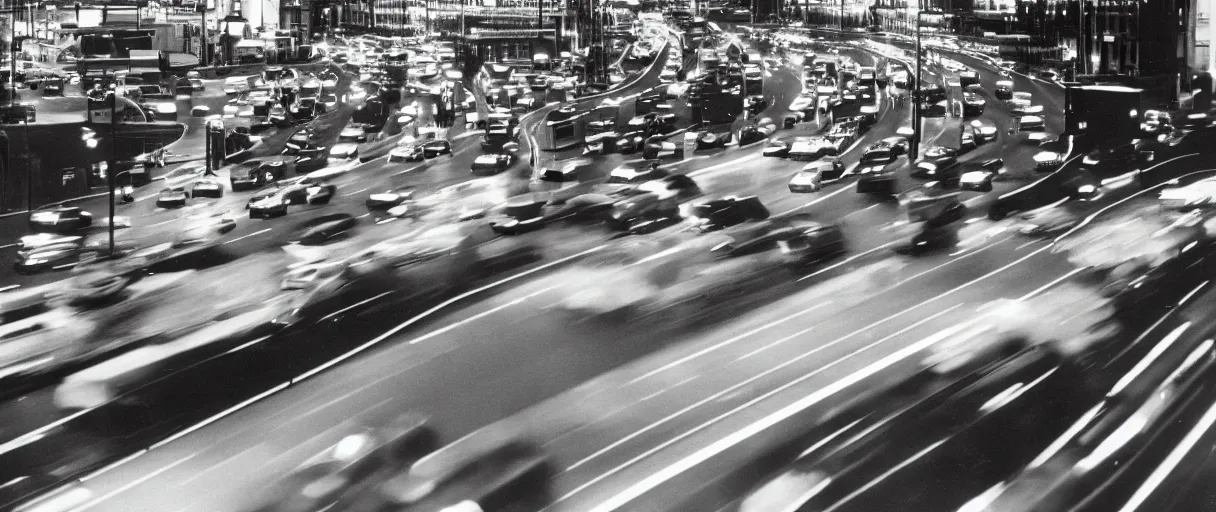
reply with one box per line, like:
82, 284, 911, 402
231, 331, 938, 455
422, 139, 453, 158
860, 141, 899, 169
612, 130, 651, 152
155, 187, 190, 208
764, 138, 793, 158
911, 156, 961, 182
258, 414, 437, 512
248, 177, 337, 218
28, 207, 92, 233
230, 158, 292, 191
856, 163, 898, 195
879, 136, 910, 155
711, 218, 847, 265
1141, 110, 1173, 135
643, 135, 684, 160
994, 79, 1014, 100
583, 129, 618, 155
607, 164, 669, 185
368, 440, 549, 512
791, 158, 844, 194
970, 119, 998, 143
961, 91, 986, 116
788, 136, 839, 160
685, 196, 771, 232
923, 145, 958, 159
366, 186, 417, 213
470, 153, 514, 175
487, 198, 549, 235
288, 213, 358, 245
738, 124, 774, 145
1006, 91, 1034, 114
292, 146, 329, 173
329, 125, 367, 159
695, 130, 731, 151
14, 239, 128, 274
956, 158, 1005, 192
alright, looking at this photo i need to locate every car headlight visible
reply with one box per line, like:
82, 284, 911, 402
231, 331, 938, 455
24, 258, 47, 265
1077, 184, 1097, 195
1082, 156, 1099, 166
30, 212, 59, 223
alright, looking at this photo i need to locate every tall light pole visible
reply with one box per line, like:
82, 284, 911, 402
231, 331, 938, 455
910, 9, 939, 161
106, 90, 117, 257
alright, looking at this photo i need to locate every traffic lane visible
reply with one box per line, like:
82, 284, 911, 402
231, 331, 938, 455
526, 232, 1065, 495
161, 82, 233, 160
542, 263, 1080, 512
1113, 395, 1216, 512
947, 51, 1065, 134
50, 227, 696, 512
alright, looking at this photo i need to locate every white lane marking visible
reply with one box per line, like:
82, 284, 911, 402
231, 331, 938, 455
735, 326, 817, 361
623, 301, 836, 387
318, 291, 395, 323
797, 240, 900, 282
640, 376, 698, 402
0, 407, 100, 457
1116, 373, 1216, 512
70, 453, 199, 512
348, 186, 371, 196
570, 241, 1068, 509
1014, 239, 1042, 251
778, 183, 854, 216
221, 228, 271, 244
558, 305, 963, 506
687, 155, 753, 178
824, 439, 948, 512
407, 285, 557, 345
224, 335, 274, 355
144, 218, 179, 229
289, 244, 606, 384
0, 243, 15, 249
1055, 158, 1205, 242
80, 450, 150, 482
149, 383, 290, 450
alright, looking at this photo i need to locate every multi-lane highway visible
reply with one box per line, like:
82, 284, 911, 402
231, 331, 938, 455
0, 32, 1093, 511
6, 21, 1214, 512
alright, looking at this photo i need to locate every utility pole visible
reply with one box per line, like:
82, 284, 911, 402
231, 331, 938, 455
107, 90, 116, 257
911, 11, 923, 161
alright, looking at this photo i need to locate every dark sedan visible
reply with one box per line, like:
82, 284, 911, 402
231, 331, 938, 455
422, 139, 453, 158
911, 156, 961, 182
686, 196, 772, 232
488, 198, 549, 235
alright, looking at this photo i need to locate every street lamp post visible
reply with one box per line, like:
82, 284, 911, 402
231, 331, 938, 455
910, 10, 939, 161
106, 91, 117, 257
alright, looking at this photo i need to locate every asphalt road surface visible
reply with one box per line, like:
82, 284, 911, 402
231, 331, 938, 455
0, 37, 1084, 510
